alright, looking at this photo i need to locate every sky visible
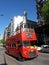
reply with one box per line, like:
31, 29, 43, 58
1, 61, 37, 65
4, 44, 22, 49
0, 0, 38, 34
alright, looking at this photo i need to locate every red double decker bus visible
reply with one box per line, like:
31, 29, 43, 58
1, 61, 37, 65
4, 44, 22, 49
6, 22, 39, 61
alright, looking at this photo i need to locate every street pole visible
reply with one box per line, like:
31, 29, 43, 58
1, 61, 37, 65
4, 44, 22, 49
3, 52, 7, 65
43, 28, 46, 44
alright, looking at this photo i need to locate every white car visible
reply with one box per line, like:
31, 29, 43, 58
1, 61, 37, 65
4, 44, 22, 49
41, 45, 49, 52
37, 47, 42, 51
34, 46, 42, 51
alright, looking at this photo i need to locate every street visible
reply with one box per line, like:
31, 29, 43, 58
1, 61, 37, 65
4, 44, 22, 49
0, 47, 49, 65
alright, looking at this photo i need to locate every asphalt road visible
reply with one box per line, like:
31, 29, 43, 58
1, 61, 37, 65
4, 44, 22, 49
0, 47, 49, 65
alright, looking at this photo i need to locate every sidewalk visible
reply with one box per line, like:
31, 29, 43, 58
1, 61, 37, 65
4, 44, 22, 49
0, 48, 19, 65
0, 51, 7, 65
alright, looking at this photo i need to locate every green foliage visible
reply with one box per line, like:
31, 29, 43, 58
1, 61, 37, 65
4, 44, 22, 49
41, 1, 49, 24
0, 40, 6, 44
0, 40, 1, 44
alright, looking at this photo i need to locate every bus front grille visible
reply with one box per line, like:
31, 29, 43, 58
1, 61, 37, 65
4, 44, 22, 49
29, 50, 36, 58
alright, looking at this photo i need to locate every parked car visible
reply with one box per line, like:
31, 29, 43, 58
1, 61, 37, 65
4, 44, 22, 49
37, 46, 42, 51
41, 45, 49, 52
34, 45, 42, 51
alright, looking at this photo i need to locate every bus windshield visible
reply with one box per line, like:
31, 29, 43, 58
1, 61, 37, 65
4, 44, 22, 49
23, 41, 31, 47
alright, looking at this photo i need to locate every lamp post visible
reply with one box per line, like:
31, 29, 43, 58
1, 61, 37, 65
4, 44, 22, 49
43, 28, 46, 44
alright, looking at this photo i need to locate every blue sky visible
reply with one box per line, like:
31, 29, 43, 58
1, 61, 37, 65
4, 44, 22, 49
0, 0, 38, 34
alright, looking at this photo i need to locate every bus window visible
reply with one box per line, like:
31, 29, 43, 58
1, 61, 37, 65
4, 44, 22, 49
29, 29, 34, 32
23, 23, 34, 28
20, 23, 34, 29
18, 41, 22, 47
27, 23, 31, 28
31, 24, 33, 28
9, 44, 11, 47
22, 28, 28, 32
23, 41, 31, 47
24, 24, 28, 28
12, 43, 16, 47
20, 22, 23, 27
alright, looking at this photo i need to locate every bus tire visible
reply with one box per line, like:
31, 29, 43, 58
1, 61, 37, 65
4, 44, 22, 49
18, 53, 25, 61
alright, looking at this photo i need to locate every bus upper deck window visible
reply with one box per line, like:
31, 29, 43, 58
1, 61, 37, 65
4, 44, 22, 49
24, 24, 28, 28
23, 28, 28, 32
29, 29, 34, 32
31, 25, 33, 28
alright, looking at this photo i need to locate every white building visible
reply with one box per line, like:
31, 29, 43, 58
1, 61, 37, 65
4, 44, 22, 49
11, 11, 27, 35
0, 34, 3, 40
11, 16, 23, 35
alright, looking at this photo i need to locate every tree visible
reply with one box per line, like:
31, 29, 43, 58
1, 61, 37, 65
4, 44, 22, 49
41, 1, 49, 24
0, 40, 6, 44
0, 40, 1, 44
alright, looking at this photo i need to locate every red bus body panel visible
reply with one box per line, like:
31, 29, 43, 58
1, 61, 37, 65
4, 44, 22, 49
6, 28, 39, 59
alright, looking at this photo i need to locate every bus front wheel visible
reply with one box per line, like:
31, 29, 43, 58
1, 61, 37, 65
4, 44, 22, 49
18, 53, 25, 61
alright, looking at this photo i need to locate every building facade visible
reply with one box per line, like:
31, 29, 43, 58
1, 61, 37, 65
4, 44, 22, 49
0, 34, 3, 40
35, 0, 49, 45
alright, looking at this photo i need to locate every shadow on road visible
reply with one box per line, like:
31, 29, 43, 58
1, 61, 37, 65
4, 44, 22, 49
5, 52, 37, 62
0, 63, 7, 65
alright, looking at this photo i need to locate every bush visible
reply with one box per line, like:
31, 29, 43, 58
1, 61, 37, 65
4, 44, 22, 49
0, 40, 6, 44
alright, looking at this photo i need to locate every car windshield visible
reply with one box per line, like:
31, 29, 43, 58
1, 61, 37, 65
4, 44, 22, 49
44, 46, 49, 48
